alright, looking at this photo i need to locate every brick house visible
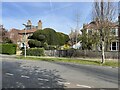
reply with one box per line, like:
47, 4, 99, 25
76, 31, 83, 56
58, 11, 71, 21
0, 25, 11, 43
7, 20, 42, 48
82, 21, 119, 51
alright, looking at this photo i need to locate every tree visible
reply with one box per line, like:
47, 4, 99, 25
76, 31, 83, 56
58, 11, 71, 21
28, 28, 69, 49
80, 25, 100, 50
92, 0, 116, 63
69, 29, 80, 46
69, 11, 81, 48
0, 25, 12, 43
32, 28, 69, 45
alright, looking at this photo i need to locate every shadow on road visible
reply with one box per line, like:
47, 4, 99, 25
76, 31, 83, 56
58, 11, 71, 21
2, 61, 66, 88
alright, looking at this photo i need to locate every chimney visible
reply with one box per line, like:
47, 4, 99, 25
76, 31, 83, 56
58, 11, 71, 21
38, 20, 42, 30
27, 20, 32, 26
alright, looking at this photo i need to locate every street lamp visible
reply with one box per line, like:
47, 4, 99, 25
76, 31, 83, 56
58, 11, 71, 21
23, 24, 27, 57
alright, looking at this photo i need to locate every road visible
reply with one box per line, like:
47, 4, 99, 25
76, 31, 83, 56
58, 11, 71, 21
1, 55, 119, 89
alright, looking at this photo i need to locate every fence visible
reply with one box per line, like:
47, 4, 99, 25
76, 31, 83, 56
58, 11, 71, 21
44, 50, 118, 59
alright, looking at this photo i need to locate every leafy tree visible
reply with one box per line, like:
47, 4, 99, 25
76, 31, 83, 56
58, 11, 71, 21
32, 28, 69, 46
57, 32, 69, 45
80, 26, 100, 51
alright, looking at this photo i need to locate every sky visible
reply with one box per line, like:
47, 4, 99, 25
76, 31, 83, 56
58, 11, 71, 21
1, 1, 118, 34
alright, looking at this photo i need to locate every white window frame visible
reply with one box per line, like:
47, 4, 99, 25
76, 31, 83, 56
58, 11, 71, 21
110, 41, 118, 51
115, 28, 118, 36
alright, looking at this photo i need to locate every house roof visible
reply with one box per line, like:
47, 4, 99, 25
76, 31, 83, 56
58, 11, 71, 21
84, 21, 118, 30
18, 29, 37, 34
9, 28, 20, 32
9, 28, 37, 34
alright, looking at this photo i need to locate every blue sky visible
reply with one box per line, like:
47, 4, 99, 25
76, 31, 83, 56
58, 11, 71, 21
1, 2, 117, 34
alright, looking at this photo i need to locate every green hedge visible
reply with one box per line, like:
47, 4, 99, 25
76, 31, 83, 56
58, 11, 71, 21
0, 44, 17, 55
22, 48, 44, 56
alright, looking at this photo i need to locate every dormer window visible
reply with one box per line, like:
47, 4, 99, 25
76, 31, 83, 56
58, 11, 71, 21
88, 29, 92, 35
111, 28, 118, 36
87, 29, 92, 35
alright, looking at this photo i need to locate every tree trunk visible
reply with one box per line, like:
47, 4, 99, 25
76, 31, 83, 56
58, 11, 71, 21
101, 40, 105, 63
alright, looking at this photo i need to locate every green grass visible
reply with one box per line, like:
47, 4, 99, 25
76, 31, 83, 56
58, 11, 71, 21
17, 56, 118, 68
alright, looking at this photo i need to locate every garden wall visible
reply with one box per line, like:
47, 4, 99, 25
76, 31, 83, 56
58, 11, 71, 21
45, 50, 118, 59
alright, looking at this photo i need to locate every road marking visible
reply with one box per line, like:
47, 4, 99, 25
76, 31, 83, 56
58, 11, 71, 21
38, 78, 44, 81
44, 79, 49, 81
57, 81, 64, 84
38, 78, 49, 81
64, 82, 70, 85
76, 84, 91, 88
58, 81, 70, 85
21, 75, 30, 79
6, 73, 14, 76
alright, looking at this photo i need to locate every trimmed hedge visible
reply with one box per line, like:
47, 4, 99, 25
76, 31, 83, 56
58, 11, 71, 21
0, 44, 17, 55
22, 48, 44, 56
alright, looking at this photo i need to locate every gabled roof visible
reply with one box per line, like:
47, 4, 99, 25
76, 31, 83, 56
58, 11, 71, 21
18, 29, 37, 34
19, 29, 36, 34
8, 28, 37, 34
9, 28, 20, 32
84, 21, 118, 30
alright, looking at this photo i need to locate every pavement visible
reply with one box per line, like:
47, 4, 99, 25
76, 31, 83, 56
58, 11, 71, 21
0, 54, 119, 89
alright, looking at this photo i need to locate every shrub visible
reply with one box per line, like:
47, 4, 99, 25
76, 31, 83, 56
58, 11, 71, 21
48, 45, 56, 50
28, 39, 41, 48
42, 42, 49, 50
0, 44, 17, 55
22, 48, 44, 56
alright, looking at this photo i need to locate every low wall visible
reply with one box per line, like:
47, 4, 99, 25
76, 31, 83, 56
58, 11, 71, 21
44, 50, 118, 59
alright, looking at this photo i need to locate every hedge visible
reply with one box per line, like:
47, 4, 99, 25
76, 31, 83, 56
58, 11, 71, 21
22, 48, 44, 56
0, 44, 17, 55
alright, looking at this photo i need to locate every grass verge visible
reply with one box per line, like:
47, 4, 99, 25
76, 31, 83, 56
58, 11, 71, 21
16, 56, 118, 68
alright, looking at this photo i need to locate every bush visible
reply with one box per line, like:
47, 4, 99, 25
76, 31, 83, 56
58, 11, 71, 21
22, 48, 44, 56
28, 39, 41, 48
0, 44, 17, 55
47, 45, 56, 50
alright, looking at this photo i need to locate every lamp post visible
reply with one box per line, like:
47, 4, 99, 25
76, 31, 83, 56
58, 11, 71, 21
23, 24, 27, 57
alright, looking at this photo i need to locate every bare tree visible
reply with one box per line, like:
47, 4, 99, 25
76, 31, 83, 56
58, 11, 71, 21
92, 0, 117, 63
69, 11, 81, 48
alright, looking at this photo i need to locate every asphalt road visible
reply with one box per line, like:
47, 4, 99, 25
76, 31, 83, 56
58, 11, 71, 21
1, 55, 119, 88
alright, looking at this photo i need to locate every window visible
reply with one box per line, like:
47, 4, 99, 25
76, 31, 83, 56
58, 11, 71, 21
110, 41, 118, 51
111, 28, 118, 36
88, 30, 92, 35
112, 42, 116, 50
111, 29, 116, 35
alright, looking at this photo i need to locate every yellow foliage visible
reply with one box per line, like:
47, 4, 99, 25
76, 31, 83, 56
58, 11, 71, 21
63, 44, 70, 50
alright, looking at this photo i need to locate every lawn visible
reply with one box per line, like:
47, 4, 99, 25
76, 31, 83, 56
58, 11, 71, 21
17, 56, 118, 68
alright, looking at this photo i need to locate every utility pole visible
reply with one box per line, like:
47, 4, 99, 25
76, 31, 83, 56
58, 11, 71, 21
23, 24, 27, 57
